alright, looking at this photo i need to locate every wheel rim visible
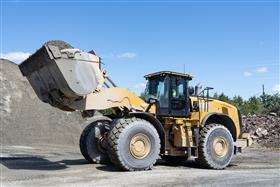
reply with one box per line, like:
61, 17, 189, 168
129, 133, 151, 159
213, 136, 228, 157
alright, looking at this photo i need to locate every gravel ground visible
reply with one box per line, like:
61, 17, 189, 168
0, 145, 279, 187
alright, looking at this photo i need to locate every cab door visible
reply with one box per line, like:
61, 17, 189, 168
169, 76, 190, 117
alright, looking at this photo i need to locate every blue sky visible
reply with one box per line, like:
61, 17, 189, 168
1, 0, 279, 98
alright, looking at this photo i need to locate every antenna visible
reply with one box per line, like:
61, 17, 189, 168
184, 64, 186, 74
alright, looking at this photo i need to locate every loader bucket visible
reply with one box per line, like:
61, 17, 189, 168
18, 40, 104, 110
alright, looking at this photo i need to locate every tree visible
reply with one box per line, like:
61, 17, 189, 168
212, 92, 232, 104
262, 93, 280, 113
246, 96, 263, 114
232, 95, 244, 108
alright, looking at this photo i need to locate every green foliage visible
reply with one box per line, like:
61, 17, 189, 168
213, 92, 232, 104
261, 93, 280, 113
98, 109, 115, 116
232, 96, 243, 108
262, 93, 280, 109
212, 92, 280, 115
244, 96, 263, 114
140, 92, 145, 100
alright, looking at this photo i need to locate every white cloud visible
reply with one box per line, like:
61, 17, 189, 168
243, 71, 252, 77
102, 52, 137, 60
256, 66, 268, 73
1, 52, 30, 63
117, 52, 137, 59
134, 83, 146, 89
272, 84, 280, 92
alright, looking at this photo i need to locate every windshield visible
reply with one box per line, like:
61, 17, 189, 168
145, 76, 166, 99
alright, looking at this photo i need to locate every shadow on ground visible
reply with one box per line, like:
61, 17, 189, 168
95, 160, 203, 172
0, 154, 87, 170
0, 154, 238, 172
156, 159, 201, 168
94, 159, 235, 172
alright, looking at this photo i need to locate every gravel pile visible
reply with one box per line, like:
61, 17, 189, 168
0, 59, 87, 146
243, 113, 280, 148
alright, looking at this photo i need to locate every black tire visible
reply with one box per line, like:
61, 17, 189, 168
161, 155, 187, 164
79, 116, 112, 164
196, 124, 234, 169
107, 118, 160, 171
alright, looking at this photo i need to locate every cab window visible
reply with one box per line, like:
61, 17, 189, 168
171, 78, 185, 98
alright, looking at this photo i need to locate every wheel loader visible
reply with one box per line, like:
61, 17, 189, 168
19, 40, 251, 171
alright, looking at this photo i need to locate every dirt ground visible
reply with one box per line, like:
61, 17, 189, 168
0, 145, 279, 187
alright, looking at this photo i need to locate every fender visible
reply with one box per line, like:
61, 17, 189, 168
201, 112, 237, 141
82, 115, 113, 129
129, 112, 165, 154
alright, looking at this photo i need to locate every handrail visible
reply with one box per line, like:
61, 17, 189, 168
196, 87, 214, 113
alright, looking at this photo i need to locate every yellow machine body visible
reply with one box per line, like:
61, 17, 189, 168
158, 97, 241, 156
19, 41, 248, 160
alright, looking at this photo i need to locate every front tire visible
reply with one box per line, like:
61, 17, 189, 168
196, 124, 234, 169
79, 116, 112, 164
107, 118, 160, 171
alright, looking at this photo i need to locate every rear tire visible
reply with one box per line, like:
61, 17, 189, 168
107, 118, 160, 171
196, 124, 234, 169
79, 116, 112, 164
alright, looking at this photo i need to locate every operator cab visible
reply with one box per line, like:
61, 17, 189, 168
144, 71, 192, 118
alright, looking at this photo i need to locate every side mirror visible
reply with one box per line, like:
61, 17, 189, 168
188, 86, 194, 95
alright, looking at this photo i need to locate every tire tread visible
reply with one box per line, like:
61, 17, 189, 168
107, 117, 160, 171
196, 123, 233, 170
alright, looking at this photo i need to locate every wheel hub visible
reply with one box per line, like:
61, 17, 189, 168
129, 133, 151, 159
213, 137, 228, 157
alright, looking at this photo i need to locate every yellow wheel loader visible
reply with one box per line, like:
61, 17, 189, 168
19, 40, 251, 171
